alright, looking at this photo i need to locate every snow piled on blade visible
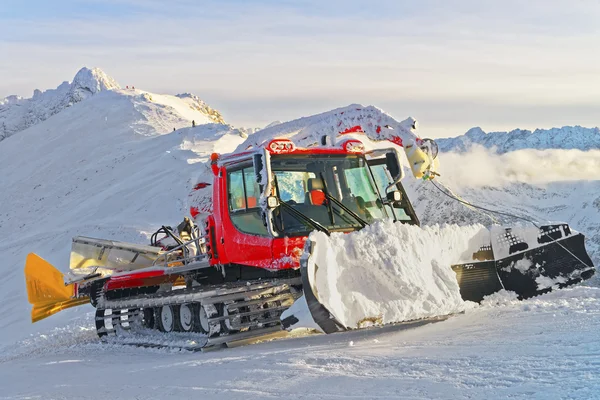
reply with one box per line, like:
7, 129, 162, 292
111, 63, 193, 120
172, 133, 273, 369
308, 220, 485, 329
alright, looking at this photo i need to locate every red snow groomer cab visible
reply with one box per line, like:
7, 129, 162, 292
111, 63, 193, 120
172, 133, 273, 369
203, 138, 420, 273
24, 133, 595, 349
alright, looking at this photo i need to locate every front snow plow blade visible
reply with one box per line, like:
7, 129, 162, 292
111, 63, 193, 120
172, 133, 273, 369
452, 224, 595, 302
282, 223, 596, 334
25, 253, 89, 323
281, 240, 346, 334
282, 222, 475, 333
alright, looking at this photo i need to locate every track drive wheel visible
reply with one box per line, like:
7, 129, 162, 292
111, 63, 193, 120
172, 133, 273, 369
194, 302, 220, 337
175, 304, 194, 332
156, 305, 175, 332
222, 304, 241, 334
143, 307, 155, 329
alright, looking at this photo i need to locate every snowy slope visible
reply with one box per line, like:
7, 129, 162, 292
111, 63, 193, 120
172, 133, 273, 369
0, 87, 247, 346
236, 104, 418, 151
2, 287, 599, 399
0, 67, 227, 142
175, 93, 226, 124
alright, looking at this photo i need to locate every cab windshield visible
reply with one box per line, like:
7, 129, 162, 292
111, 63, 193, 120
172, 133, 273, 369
271, 155, 387, 235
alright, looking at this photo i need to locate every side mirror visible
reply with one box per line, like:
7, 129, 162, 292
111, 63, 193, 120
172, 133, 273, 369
266, 196, 279, 209
386, 190, 401, 203
254, 154, 265, 186
385, 152, 402, 181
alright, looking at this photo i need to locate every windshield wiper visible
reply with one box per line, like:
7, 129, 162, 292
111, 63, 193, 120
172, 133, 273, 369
318, 173, 336, 226
273, 175, 330, 236
278, 200, 331, 235
319, 172, 368, 228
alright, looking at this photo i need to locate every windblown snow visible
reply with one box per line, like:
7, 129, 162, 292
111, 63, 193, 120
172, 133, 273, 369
307, 222, 484, 329
440, 146, 600, 187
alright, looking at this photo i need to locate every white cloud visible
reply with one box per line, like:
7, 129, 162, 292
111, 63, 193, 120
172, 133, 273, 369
440, 146, 600, 187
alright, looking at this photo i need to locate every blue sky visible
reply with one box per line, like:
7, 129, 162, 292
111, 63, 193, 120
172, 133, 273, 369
2, 0, 600, 137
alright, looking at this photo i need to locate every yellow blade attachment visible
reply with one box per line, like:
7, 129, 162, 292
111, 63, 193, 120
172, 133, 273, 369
24, 253, 89, 323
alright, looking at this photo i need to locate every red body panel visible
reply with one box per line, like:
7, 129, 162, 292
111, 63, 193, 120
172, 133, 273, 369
271, 236, 306, 270
207, 163, 307, 271
105, 270, 172, 290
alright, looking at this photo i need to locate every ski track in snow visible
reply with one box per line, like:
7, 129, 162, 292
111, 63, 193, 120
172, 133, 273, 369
2, 287, 600, 399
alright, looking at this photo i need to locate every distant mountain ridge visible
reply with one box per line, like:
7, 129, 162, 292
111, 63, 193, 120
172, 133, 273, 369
437, 125, 600, 153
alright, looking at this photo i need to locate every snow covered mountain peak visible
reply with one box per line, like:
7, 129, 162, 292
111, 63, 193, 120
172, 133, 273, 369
0, 66, 120, 141
70, 67, 120, 99
464, 127, 485, 137
0, 67, 229, 142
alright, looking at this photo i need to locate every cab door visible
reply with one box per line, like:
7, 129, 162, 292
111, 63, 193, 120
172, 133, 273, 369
216, 162, 274, 269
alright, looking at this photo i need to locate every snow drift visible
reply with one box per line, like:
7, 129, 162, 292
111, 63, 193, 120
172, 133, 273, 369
307, 221, 485, 329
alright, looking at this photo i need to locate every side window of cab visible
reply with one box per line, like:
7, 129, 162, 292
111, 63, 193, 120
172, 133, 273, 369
369, 162, 419, 225
227, 166, 268, 236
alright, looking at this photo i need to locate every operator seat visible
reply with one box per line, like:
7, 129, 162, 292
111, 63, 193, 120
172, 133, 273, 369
306, 178, 326, 205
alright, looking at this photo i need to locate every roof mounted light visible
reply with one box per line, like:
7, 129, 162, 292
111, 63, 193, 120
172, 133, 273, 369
267, 139, 296, 154
342, 139, 365, 153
